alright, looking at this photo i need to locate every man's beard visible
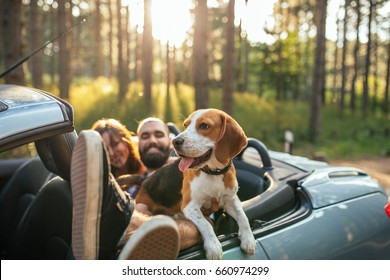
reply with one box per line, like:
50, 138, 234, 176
140, 144, 171, 170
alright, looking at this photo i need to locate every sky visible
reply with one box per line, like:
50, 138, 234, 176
125, 0, 390, 46
127, 0, 278, 46
234, 0, 278, 44
327, 0, 390, 44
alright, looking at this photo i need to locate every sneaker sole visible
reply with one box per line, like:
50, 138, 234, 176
71, 130, 104, 260
118, 215, 179, 260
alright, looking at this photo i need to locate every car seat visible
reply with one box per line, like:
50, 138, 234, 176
10, 130, 77, 259
235, 160, 266, 202
0, 157, 53, 257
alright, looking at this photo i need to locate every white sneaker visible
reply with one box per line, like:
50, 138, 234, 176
71, 130, 133, 259
118, 215, 179, 260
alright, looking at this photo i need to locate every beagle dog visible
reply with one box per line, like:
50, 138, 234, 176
172, 108, 256, 259
136, 109, 256, 259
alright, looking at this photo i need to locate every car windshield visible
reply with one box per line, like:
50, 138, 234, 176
0, 85, 53, 107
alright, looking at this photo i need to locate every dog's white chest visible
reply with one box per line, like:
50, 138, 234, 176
190, 173, 237, 207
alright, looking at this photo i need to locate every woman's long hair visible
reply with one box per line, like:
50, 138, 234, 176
91, 118, 144, 177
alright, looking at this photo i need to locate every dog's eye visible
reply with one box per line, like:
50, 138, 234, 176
199, 123, 209, 130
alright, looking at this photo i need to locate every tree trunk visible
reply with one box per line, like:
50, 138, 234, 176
125, 5, 131, 83
143, 0, 153, 110
116, 0, 123, 95
192, 0, 209, 110
49, 5, 56, 84
166, 43, 171, 98
134, 26, 141, 81
372, 28, 378, 112
243, 32, 249, 93
172, 46, 177, 91
339, 0, 350, 116
309, 0, 328, 142
332, 42, 339, 103
243, 0, 249, 93
117, 0, 128, 102
350, 0, 361, 112
181, 40, 190, 84
303, 19, 312, 98
1, 0, 25, 85
95, 0, 103, 77
108, 0, 114, 77
29, 0, 43, 88
274, 1, 283, 100
58, 0, 71, 100
331, 4, 342, 104
362, 0, 374, 117
237, 19, 242, 92
222, 0, 235, 115
383, 27, 390, 115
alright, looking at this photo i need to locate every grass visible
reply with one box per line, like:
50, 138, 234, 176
2, 78, 389, 160
68, 79, 389, 160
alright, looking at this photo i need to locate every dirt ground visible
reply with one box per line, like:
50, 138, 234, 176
331, 157, 390, 196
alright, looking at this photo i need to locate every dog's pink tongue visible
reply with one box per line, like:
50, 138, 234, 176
178, 157, 194, 172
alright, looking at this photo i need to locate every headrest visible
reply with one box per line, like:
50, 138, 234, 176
35, 130, 78, 182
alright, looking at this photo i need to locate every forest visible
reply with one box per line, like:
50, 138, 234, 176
1, 0, 389, 159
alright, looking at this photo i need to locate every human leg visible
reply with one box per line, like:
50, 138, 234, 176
118, 215, 179, 260
71, 130, 181, 260
71, 130, 133, 259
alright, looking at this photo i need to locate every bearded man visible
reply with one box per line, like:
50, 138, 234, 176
137, 117, 176, 174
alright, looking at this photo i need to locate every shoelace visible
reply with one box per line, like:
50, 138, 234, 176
110, 175, 134, 224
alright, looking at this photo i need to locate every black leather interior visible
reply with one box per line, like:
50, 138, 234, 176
0, 157, 53, 257
35, 131, 78, 182
236, 168, 265, 201
11, 177, 72, 259
5, 130, 78, 259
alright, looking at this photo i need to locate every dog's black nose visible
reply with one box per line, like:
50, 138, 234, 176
173, 137, 184, 146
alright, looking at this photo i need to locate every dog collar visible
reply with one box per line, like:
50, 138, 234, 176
200, 160, 232, 175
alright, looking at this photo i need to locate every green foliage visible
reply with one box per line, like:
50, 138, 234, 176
316, 107, 390, 159
0, 143, 36, 159
68, 80, 389, 161
249, 32, 316, 99
70, 79, 196, 133
3, 80, 389, 160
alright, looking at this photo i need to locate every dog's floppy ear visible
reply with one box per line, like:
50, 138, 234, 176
215, 112, 247, 164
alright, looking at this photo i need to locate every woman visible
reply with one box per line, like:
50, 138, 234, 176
91, 118, 146, 197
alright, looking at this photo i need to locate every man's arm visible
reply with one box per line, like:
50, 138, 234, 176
172, 214, 202, 250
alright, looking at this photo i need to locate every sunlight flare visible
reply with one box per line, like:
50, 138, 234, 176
151, 0, 192, 47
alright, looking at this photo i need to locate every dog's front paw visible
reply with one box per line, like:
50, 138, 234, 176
240, 234, 256, 255
204, 238, 223, 260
